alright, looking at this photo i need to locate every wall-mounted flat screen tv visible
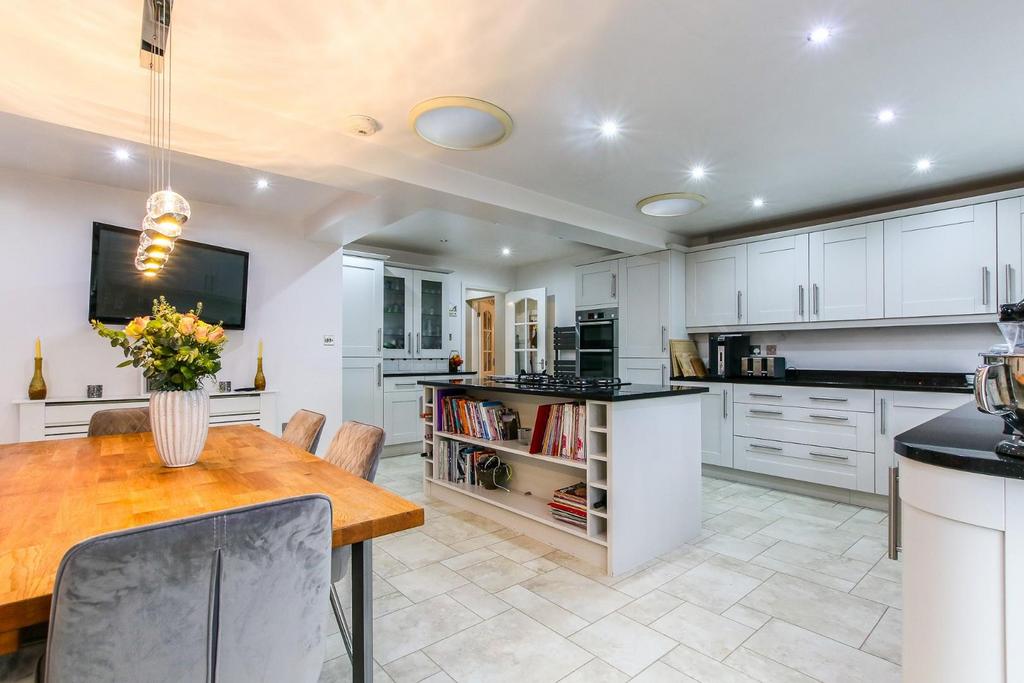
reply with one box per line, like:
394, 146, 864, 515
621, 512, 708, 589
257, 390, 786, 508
89, 222, 249, 329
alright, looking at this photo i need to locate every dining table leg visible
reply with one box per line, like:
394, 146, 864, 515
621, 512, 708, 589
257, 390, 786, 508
351, 540, 373, 683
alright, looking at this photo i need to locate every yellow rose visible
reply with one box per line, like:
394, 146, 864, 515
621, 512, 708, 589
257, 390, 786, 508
193, 321, 211, 342
125, 316, 149, 337
178, 314, 196, 335
208, 326, 226, 344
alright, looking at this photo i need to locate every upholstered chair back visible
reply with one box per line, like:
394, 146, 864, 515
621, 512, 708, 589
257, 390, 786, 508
324, 421, 385, 482
86, 408, 151, 437
43, 496, 332, 683
281, 409, 327, 454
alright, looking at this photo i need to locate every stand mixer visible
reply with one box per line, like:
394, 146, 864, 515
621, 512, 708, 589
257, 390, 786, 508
976, 310, 1024, 457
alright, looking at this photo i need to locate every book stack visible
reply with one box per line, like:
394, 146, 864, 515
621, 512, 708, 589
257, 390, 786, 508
529, 403, 586, 462
548, 482, 587, 530
437, 440, 495, 486
439, 394, 520, 441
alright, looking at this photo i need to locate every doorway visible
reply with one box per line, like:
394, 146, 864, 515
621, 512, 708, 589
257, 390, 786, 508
465, 288, 506, 377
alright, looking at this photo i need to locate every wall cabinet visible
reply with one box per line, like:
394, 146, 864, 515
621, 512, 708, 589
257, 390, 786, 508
414, 271, 448, 358
618, 357, 669, 386
341, 256, 384, 357
618, 253, 671, 358
998, 197, 1024, 305
809, 222, 884, 321
883, 203, 997, 318
685, 245, 747, 327
874, 390, 973, 494
341, 356, 383, 427
673, 381, 733, 467
746, 235, 809, 324
575, 260, 619, 309
383, 266, 414, 359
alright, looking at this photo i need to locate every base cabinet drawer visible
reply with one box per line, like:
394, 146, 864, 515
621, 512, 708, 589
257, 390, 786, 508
733, 385, 874, 412
734, 437, 873, 492
734, 403, 874, 452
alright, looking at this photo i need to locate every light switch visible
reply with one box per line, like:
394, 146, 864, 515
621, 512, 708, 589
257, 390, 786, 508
323, 335, 336, 346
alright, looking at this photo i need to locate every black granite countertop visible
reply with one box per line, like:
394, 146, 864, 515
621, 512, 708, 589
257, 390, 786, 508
384, 370, 478, 377
894, 403, 1024, 479
417, 378, 707, 402
671, 369, 973, 394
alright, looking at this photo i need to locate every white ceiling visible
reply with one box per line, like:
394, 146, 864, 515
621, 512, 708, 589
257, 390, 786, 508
0, 1, 1021, 251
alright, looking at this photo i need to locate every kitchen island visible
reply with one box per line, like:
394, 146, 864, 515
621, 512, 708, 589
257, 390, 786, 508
419, 379, 707, 575
894, 403, 1024, 683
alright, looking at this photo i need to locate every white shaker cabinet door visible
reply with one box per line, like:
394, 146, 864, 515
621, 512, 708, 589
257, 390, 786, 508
576, 260, 619, 308
618, 358, 669, 386
809, 222, 883, 321
997, 197, 1024, 305
619, 253, 670, 358
746, 235, 810, 324
342, 357, 383, 428
883, 203, 997, 317
342, 256, 384, 357
685, 245, 747, 326
384, 389, 423, 445
673, 381, 733, 467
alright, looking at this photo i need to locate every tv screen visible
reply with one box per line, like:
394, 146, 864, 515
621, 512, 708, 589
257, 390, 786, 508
89, 223, 249, 329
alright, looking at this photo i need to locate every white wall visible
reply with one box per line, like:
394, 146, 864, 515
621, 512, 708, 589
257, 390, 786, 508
0, 167, 345, 450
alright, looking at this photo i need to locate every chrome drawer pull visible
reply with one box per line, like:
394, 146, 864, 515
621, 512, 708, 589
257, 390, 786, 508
749, 393, 783, 399
749, 409, 783, 416
750, 443, 783, 452
808, 396, 847, 402
809, 414, 849, 421
888, 467, 901, 560
810, 451, 849, 460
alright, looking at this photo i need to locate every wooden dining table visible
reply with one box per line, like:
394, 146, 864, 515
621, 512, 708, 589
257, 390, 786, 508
0, 424, 424, 682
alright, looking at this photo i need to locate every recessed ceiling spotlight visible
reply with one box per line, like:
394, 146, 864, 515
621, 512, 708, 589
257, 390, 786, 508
410, 96, 513, 150
636, 192, 707, 217
915, 158, 933, 172
807, 25, 833, 44
255, 178, 270, 190
113, 148, 131, 162
752, 197, 766, 208
876, 108, 896, 124
599, 120, 621, 139
689, 165, 707, 180
501, 247, 511, 256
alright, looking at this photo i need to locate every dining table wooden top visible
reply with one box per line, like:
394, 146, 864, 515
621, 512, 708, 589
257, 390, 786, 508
0, 424, 424, 654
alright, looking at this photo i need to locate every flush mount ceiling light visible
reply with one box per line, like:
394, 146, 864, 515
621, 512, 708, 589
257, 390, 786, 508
410, 96, 513, 150
636, 192, 707, 217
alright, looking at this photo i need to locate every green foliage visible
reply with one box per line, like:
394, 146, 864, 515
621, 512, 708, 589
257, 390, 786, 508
91, 296, 228, 392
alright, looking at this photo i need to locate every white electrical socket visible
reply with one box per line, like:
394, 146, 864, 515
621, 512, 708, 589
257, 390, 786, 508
323, 335, 336, 346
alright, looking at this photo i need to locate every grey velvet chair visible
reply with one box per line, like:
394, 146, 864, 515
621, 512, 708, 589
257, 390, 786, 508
86, 407, 151, 437
281, 409, 327, 454
36, 495, 332, 682
323, 421, 385, 658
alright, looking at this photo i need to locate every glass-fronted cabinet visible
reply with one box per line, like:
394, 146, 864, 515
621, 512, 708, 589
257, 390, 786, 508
505, 288, 546, 374
382, 266, 414, 359
414, 271, 447, 357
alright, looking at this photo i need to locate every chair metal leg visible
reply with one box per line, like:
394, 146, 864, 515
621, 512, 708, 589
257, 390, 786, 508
351, 540, 373, 683
329, 584, 353, 659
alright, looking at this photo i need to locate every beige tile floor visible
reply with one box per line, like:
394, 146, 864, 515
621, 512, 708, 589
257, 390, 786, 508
322, 454, 901, 683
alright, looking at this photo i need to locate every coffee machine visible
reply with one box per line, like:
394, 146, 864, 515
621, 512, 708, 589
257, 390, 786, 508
708, 334, 750, 378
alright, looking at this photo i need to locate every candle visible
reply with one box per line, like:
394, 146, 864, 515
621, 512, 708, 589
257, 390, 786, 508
258, 340, 263, 359
34, 337, 41, 359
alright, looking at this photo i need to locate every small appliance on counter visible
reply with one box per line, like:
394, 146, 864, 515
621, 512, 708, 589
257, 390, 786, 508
708, 334, 750, 378
741, 355, 786, 378
975, 313, 1024, 456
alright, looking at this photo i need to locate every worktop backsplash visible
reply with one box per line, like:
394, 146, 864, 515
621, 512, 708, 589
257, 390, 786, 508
691, 322, 1000, 373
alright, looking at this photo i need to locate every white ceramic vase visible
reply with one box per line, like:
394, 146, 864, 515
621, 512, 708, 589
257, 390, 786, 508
149, 389, 210, 467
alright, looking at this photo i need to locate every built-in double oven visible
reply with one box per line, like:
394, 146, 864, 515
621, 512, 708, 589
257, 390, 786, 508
575, 307, 618, 378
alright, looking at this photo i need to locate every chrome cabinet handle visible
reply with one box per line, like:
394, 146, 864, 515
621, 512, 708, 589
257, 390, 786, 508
393, 383, 417, 388
722, 389, 728, 419
416, 332, 421, 353
810, 451, 849, 460
1007, 264, 1014, 304
749, 392, 782, 399
888, 466, 901, 560
662, 326, 668, 353
982, 266, 990, 306
611, 274, 617, 298
408, 331, 412, 353
377, 362, 382, 387
750, 443, 782, 452
798, 284, 805, 316
661, 364, 667, 386
880, 398, 887, 435
813, 283, 820, 316
809, 396, 847, 402
377, 328, 382, 353
809, 413, 849, 421
737, 291, 743, 321
749, 409, 783, 416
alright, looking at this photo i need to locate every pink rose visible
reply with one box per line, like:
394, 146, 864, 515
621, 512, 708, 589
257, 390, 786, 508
178, 314, 196, 335
125, 316, 150, 337
208, 326, 226, 344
